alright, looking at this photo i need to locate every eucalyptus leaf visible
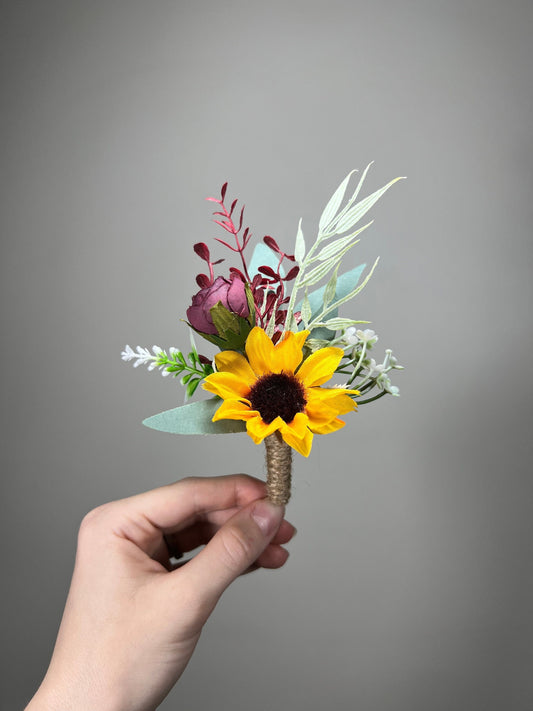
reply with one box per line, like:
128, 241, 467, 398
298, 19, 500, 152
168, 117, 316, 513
143, 398, 247, 435
325, 258, 380, 312
248, 242, 285, 278
309, 325, 336, 342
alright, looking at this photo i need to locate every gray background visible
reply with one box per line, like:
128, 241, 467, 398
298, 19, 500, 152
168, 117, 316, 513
2, 1, 532, 709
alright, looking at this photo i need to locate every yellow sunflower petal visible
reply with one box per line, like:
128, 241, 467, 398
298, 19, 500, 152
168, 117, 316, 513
245, 327, 275, 377
214, 350, 256, 385
246, 414, 285, 444
308, 385, 359, 400
212, 399, 255, 422
287, 411, 309, 437
306, 388, 358, 416
269, 330, 309, 374
292, 329, 310, 350
309, 417, 346, 435
296, 347, 344, 387
280, 422, 313, 457
304, 399, 341, 427
203, 372, 251, 399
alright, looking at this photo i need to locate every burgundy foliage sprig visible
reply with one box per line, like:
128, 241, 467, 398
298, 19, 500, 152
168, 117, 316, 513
191, 184, 301, 341
205, 182, 253, 283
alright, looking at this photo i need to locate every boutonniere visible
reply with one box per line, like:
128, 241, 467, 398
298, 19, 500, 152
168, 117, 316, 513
122, 165, 404, 503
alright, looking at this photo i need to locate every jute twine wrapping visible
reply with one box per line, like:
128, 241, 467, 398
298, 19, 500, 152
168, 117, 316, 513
264, 432, 292, 505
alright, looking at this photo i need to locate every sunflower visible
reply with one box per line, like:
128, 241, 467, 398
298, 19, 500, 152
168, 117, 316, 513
202, 326, 359, 457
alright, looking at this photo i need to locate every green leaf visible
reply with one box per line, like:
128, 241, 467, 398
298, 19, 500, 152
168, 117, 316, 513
329, 162, 373, 231
187, 316, 253, 352
143, 398, 247, 435
323, 268, 338, 307
318, 170, 356, 234
314, 317, 368, 330
326, 258, 380, 312
315, 221, 372, 262
294, 218, 306, 264
244, 282, 256, 326
332, 176, 405, 235
265, 305, 277, 338
299, 240, 358, 287
301, 290, 312, 326
186, 378, 201, 400
297, 263, 366, 317
210, 302, 242, 337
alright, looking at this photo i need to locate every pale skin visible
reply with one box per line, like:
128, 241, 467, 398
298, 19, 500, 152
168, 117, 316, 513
26, 474, 295, 711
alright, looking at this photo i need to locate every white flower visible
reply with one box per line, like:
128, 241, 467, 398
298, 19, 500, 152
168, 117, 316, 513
121, 344, 162, 370
366, 358, 385, 377
356, 329, 378, 347
342, 326, 359, 347
121, 345, 136, 361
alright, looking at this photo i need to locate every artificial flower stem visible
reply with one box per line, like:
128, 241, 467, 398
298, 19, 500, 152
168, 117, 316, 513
355, 390, 387, 406
264, 431, 292, 505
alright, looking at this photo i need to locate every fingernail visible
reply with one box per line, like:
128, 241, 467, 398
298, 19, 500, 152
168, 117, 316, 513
252, 499, 284, 537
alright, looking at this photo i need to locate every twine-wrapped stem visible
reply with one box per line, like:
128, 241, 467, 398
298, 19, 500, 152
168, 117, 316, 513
264, 432, 292, 505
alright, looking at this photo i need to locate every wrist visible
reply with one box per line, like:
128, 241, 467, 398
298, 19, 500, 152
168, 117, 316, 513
26, 673, 128, 711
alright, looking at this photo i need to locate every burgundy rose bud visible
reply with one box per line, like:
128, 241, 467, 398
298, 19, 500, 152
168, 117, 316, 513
186, 274, 249, 335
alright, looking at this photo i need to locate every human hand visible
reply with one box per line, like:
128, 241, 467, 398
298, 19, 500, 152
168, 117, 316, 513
26, 475, 295, 711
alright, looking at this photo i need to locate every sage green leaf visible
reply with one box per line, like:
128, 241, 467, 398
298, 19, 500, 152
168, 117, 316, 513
315, 221, 372, 262
315, 317, 368, 330
326, 258, 379, 312
330, 162, 373, 230
294, 218, 306, 264
297, 263, 366, 316
143, 398, 247, 435
333, 177, 405, 235
323, 268, 338, 307
285, 312, 298, 332
299, 240, 358, 287
265, 306, 277, 338
309, 325, 336, 342
301, 290, 312, 326
318, 170, 356, 234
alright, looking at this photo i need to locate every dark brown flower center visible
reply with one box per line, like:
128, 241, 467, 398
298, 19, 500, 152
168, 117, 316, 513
249, 372, 307, 424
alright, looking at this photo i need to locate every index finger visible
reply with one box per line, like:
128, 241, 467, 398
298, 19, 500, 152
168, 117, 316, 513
108, 474, 268, 552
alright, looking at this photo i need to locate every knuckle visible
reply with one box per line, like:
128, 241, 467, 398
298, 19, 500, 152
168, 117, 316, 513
220, 525, 256, 573
78, 503, 111, 540
177, 475, 201, 486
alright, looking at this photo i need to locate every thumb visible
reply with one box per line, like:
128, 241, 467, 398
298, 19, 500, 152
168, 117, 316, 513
179, 499, 284, 614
